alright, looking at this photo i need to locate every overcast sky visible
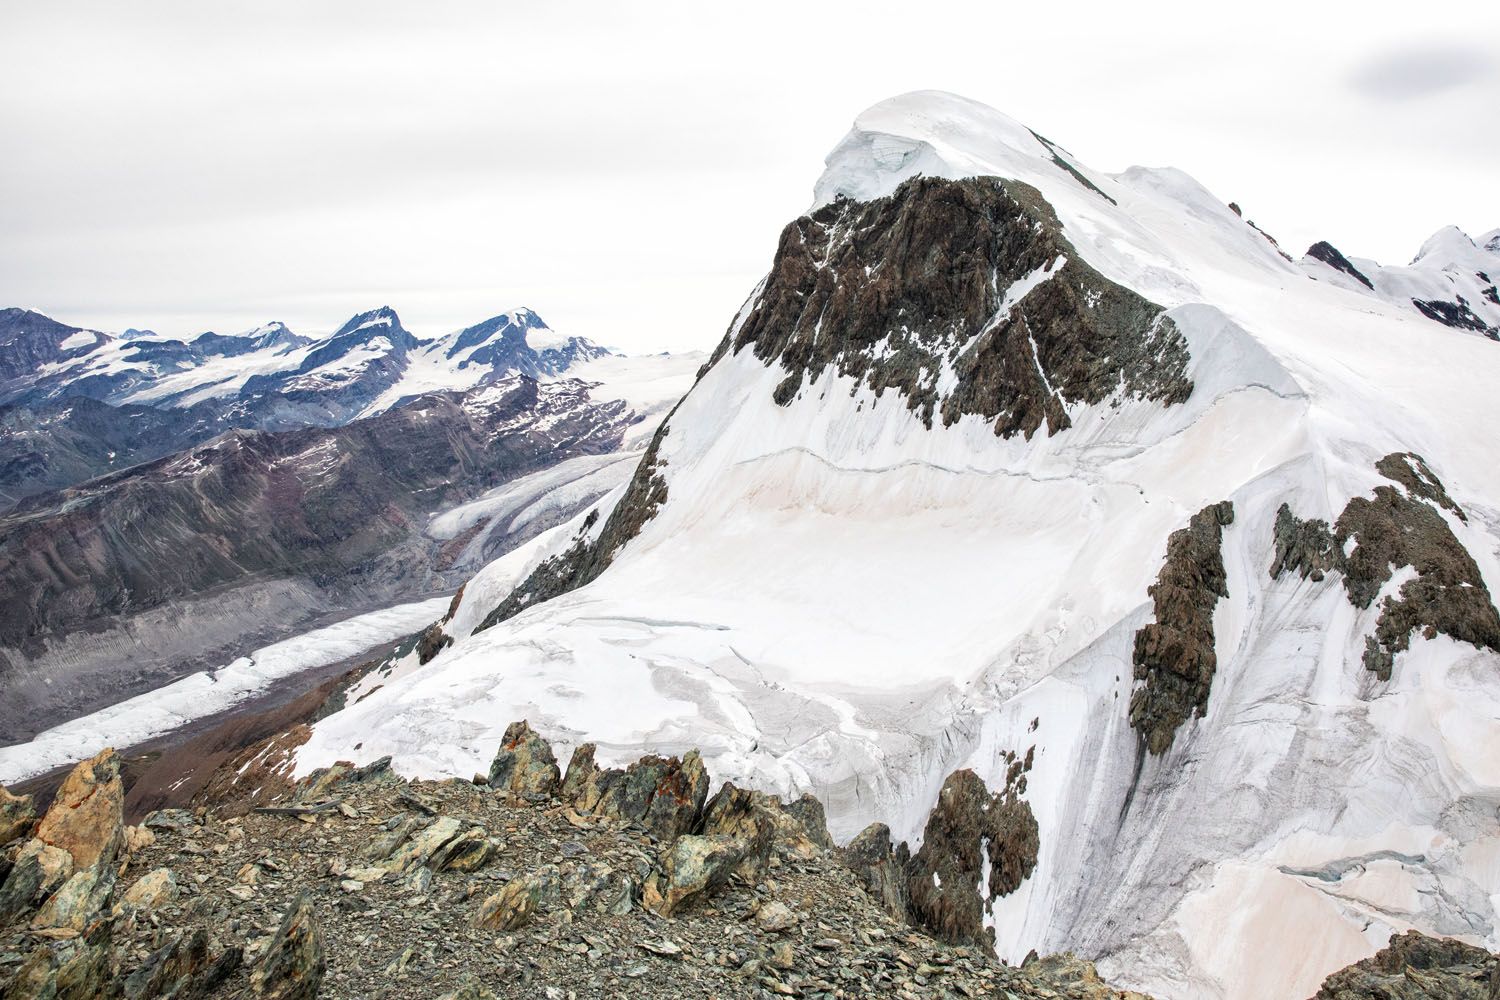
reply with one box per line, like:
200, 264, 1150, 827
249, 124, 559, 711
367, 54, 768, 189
2, 1, 1496, 353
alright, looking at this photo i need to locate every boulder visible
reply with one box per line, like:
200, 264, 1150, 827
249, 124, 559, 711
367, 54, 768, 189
0, 842, 73, 925
429, 827, 493, 873
377, 816, 463, 874
115, 868, 179, 914
30, 866, 115, 933
842, 822, 908, 921
698, 783, 795, 879
3, 921, 112, 1000
647, 834, 755, 917
251, 892, 325, 1000
0, 785, 35, 845
472, 865, 560, 931
487, 721, 560, 799
34, 748, 124, 871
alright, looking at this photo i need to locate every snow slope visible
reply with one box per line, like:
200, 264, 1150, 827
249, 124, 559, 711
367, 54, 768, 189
293, 92, 1500, 1000
1299, 225, 1500, 339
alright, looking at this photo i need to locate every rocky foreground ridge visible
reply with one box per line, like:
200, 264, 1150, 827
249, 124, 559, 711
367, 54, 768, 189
2, 731, 1496, 999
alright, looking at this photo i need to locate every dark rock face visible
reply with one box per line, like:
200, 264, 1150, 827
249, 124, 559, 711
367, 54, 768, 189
1411, 296, 1499, 339
903, 765, 1039, 949
1129, 500, 1235, 754
1271, 454, 1500, 680
1306, 241, 1375, 290
735, 176, 1191, 438
0, 378, 630, 741
1313, 930, 1499, 999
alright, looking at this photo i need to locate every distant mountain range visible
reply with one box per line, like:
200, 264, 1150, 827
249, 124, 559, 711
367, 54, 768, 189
0, 305, 610, 503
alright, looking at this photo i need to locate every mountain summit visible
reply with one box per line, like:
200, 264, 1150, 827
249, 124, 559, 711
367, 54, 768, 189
290, 92, 1500, 1000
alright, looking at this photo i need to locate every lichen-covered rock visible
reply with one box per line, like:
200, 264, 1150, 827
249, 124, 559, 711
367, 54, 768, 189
251, 892, 325, 1000
428, 827, 493, 873
904, 768, 1039, 948
30, 865, 115, 933
115, 868, 179, 914
472, 865, 560, 931
3, 921, 112, 1000
1312, 930, 1498, 999
0, 786, 34, 846
377, 816, 463, 874
33, 748, 124, 871
1130, 500, 1235, 754
486, 721, 560, 799
0, 842, 72, 925
647, 834, 756, 917
698, 784, 786, 879
842, 822, 909, 922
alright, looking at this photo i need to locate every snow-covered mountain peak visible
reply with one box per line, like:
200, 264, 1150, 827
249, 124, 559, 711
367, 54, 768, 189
1411, 224, 1487, 267
814, 90, 1061, 209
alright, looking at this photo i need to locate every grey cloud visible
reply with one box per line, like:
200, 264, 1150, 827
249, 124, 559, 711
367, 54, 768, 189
1348, 43, 1496, 101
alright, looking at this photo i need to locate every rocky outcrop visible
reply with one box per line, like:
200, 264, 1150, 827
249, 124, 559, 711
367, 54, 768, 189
736, 176, 1192, 439
904, 767, 1040, 948
6, 716, 1441, 998
33, 748, 124, 872
251, 893, 325, 1000
1412, 295, 1499, 338
841, 822, 910, 922
1271, 454, 1500, 680
1312, 930, 1498, 999
1130, 500, 1235, 754
1306, 241, 1375, 289
557, 743, 709, 840
487, 720, 561, 799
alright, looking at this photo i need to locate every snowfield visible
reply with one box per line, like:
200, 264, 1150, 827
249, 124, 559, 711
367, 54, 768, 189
288, 93, 1500, 999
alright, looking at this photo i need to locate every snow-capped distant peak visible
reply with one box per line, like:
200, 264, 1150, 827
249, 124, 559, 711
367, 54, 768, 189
1411, 225, 1481, 267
